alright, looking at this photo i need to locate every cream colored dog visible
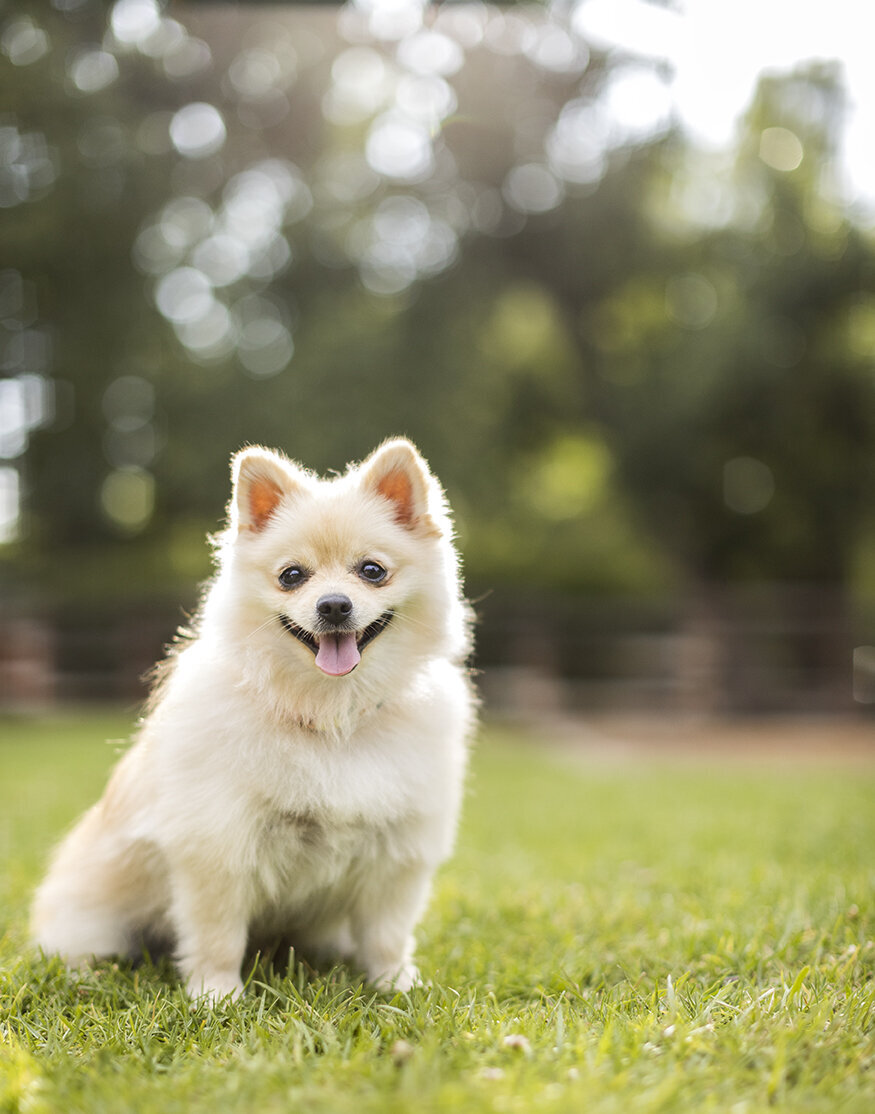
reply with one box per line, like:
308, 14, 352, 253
32, 439, 474, 1001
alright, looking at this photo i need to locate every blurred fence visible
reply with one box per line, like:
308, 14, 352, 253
1, 587, 872, 717
476, 587, 873, 718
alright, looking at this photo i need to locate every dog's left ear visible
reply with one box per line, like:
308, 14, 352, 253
359, 439, 441, 535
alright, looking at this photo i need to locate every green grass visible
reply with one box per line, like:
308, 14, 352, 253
1, 712, 873, 1113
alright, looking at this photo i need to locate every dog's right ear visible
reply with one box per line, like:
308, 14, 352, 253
231, 447, 305, 534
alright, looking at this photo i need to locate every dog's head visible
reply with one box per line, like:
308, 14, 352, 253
219, 439, 466, 687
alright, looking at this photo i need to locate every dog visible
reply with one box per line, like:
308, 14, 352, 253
31, 438, 474, 1001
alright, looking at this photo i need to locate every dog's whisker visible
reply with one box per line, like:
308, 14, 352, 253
392, 612, 442, 637
246, 616, 282, 640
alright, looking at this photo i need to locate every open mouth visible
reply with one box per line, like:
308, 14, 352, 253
278, 611, 394, 676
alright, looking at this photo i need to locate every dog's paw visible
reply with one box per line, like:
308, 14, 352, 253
186, 970, 244, 1005
371, 963, 422, 994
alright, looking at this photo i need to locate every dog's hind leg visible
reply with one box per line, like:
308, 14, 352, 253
31, 859, 135, 966
33, 895, 131, 965
31, 807, 167, 967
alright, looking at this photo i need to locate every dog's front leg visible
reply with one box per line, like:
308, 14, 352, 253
350, 860, 433, 992
169, 862, 249, 1003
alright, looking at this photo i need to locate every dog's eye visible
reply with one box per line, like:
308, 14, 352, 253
358, 560, 387, 584
278, 566, 308, 590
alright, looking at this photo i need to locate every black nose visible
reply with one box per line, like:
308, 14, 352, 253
316, 594, 353, 626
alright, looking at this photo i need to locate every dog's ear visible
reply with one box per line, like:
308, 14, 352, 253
231, 447, 305, 534
359, 439, 440, 534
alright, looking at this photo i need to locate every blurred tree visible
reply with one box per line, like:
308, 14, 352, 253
493, 63, 875, 705
1, 2, 207, 588
4, 0, 658, 604
1, 4, 872, 714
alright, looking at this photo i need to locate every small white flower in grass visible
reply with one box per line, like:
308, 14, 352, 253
390, 1039, 414, 1065
502, 1033, 531, 1053
479, 1067, 505, 1080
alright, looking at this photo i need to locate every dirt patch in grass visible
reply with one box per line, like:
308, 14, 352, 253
519, 714, 875, 765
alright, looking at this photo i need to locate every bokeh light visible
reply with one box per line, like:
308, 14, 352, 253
110, 0, 162, 47
100, 466, 155, 534
665, 274, 719, 330
0, 467, 20, 543
0, 125, 57, 208
546, 100, 610, 186
723, 457, 776, 515
68, 49, 120, 95
169, 103, 227, 160
365, 112, 435, 182
759, 126, 804, 172
0, 15, 50, 67
503, 163, 564, 215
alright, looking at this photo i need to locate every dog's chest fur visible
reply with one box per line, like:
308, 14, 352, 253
275, 808, 325, 846
248, 795, 412, 934
259, 804, 388, 871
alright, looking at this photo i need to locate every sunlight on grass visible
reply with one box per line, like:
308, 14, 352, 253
1, 713, 873, 1113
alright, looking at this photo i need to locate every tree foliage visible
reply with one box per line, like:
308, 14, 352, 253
1, 2, 873, 614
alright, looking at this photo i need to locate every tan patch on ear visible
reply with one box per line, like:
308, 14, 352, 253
249, 477, 284, 532
377, 468, 415, 526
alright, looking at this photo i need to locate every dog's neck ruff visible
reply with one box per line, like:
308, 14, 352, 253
288, 700, 385, 735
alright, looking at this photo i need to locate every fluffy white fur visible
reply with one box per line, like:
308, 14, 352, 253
31, 439, 474, 1001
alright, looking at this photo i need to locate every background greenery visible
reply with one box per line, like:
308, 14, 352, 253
1, 1, 874, 727
1, 712, 873, 1113
2, 3, 874, 616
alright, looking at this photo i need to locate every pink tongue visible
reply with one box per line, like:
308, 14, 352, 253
315, 631, 361, 676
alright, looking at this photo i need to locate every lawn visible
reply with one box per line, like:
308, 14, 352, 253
1, 711, 873, 1113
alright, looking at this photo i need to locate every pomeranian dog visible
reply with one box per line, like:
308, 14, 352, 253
32, 438, 474, 1001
